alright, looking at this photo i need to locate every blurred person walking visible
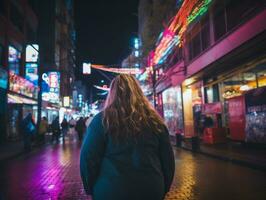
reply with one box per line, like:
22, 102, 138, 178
61, 118, 69, 142
68, 117, 76, 140
39, 116, 49, 144
21, 113, 36, 152
51, 116, 60, 143
75, 117, 86, 141
80, 74, 175, 200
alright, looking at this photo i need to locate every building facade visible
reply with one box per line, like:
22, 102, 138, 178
0, 0, 39, 142
143, 0, 266, 144
38, 0, 76, 123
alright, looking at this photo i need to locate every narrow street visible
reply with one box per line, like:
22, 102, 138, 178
0, 137, 265, 200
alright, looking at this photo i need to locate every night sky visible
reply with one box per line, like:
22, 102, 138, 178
74, 0, 139, 102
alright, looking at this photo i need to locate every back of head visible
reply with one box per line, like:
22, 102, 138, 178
103, 74, 165, 139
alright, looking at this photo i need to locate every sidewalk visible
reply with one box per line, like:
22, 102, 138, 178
179, 138, 266, 171
0, 140, 25, 162
0, 135, 52, 162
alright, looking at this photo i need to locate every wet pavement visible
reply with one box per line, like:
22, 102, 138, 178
0, 137, 265, 200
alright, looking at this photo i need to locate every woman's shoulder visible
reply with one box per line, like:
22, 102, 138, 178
92, 112, 103, 121
89, 112, 104, 127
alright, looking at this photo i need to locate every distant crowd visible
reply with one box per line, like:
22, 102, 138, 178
21, 113, 94, 151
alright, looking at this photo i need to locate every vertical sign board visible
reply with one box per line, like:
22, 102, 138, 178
42, 72, 60, 103
8, 46, 21, 75
25, 45, 39, 85
245, 86, 266, 144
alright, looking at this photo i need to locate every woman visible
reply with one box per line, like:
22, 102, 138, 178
61, 118, 69, 142
80, 74, 175, 200
76, 117, 86, 141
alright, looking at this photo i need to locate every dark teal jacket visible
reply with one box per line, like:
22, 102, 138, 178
80, 112, 175, 200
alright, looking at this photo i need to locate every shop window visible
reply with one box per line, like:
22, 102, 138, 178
187, 24, 201, 60
213, 1, 226, 41
213, 0, 263, 42
187, 14, 210, 61
257, 70, 266, 87
192, 33, 201, 59
201, 14, 210, 51
222, 71, 258, 99
10, 4, 24, 33
205, 86, 213, 103
225, 0, 261, 31
222, 74, 243, 99
243, 72, 257, 89
204, 84, 219, 103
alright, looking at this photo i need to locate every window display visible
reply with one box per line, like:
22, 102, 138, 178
162, 86, 183, 136
221, 63, 266, 99
245, 86, 266, 144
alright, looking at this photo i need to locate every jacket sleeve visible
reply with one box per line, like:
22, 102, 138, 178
159, 127, 175, 194
80, 114, 106, 195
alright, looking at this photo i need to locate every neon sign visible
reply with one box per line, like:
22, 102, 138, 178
9, 72, 38, 99
153, 0, 212, 65
42, 72, 60, 103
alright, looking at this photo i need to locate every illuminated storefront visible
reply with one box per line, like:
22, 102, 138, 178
7, 73, 38, 140
203, 62, 266, 143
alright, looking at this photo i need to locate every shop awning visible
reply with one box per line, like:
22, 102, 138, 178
8, 93, 37, 105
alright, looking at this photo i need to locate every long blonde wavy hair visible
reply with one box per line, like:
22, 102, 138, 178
103, 74, 166, 138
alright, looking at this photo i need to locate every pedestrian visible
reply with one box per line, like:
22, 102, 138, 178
68, 117, 76, 140
39, 116, 49, 144
21, 113, 36, 152
75, 117, 86, 141
51, 116, 60, 143
61, 118, 69, 142
85, 114, 93, 128
80, 74, 175, 200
